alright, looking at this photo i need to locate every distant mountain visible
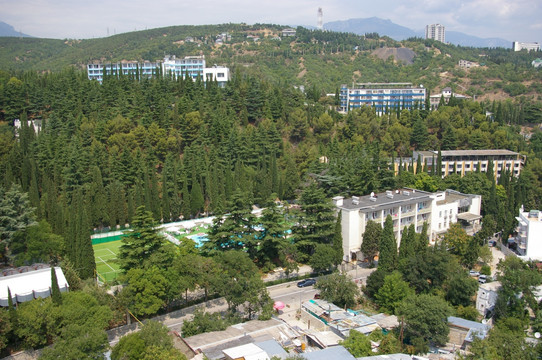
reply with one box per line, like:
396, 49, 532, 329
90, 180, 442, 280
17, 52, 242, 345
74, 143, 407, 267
0, 21, 32, 37
324, 17, 510, 48
445, 31, 510, 48
325, 17, 417, 41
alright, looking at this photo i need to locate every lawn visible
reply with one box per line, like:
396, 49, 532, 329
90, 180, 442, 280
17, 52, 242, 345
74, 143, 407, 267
93, 240, 122, 283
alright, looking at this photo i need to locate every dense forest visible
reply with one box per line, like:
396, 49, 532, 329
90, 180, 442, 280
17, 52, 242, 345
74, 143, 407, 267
1, 24, 542, 358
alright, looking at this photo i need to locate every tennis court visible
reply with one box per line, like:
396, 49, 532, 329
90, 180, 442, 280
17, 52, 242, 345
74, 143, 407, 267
94, 240, 122, 282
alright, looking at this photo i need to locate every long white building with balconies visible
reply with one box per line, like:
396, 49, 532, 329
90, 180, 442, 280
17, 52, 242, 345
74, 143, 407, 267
333, 188, 481, 262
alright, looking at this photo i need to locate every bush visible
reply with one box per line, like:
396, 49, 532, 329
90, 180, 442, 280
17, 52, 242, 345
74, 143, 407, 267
480, 264, 491, 276
181, 308, 242, 337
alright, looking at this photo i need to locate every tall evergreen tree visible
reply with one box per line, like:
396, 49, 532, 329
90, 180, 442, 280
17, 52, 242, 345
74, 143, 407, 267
118, 206, 165, 272
332, 212, 344, 266
293, 183, 335, 260
360, 220, 381, 266
378, 215, 397, 272
398, 224, 416, 262
50, 267, 63, 305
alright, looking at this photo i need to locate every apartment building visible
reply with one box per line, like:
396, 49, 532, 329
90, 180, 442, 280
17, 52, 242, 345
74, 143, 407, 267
426, 24, 446, 43
339, 83, 426, 114
333, 188, 481, 262
514, 207, 542, 260
413, 149, 525, 179
87, 61, 160, 82
513, 41, 540, 52
87, 55, 230, 87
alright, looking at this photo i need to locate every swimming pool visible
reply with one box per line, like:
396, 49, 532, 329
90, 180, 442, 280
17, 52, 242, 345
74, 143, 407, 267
187, 233, 209, 248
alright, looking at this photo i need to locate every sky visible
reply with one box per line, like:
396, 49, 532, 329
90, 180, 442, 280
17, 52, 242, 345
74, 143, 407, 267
1, 0, 541, 42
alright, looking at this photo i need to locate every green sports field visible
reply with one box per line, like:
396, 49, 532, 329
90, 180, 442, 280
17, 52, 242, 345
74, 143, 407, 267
93, 240, 122, 282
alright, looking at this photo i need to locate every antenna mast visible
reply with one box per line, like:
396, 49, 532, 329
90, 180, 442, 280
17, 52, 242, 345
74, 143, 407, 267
317, 7, 323, 30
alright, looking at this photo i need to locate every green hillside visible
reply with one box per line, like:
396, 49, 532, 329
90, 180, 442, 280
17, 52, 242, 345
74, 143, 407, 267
1, 23, 541, 101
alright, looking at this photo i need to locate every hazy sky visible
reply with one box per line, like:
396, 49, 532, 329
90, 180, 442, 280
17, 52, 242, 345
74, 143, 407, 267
1, 0, 541, 42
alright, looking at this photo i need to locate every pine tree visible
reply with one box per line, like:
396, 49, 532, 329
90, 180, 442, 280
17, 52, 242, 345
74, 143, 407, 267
119, 206, 165, 271
378, 215, 397, 272
51, 267, 63, 305
437, 149, 443, 177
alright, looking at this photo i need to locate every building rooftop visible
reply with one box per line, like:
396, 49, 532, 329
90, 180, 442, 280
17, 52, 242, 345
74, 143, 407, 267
479, 281, 501, 292
357, 354, 412, 360
0, 266, 69, 306
254, 339, 288, 359
448, 316, 490, 342
303, 345, 356, 360
222, 343, 269, 360
337, 189, 432, 211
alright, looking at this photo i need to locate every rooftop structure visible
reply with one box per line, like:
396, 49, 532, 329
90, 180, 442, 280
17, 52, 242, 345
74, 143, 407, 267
0, 266, 69, 306
533, 58, 542, 68
426, 24, 445, 43
334, 189, 481, 262
458, 60, 480, 69
357, 354, 412, 360
302, 299, 380, 337
303, 346, 356, 360
412, 149, 525, 179
339, 83, 426, 115
513, 41, 540, 52
514, 207, 542, 260
448, 316, 490, 349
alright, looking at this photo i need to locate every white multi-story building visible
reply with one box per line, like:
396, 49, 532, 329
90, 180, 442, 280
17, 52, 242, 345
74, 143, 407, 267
87, 55, 230, 87
426, 24, 446, 43
412, 149, 525, 179
515, 207, 542, 260
476, 281, 501, 317
333, 188, 482, 262
513, 41, 540, 52
429, 87, 470, 109
339, 83, 426, 115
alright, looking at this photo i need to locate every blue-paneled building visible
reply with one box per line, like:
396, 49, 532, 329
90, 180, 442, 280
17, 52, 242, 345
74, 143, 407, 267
339, 83, 426, 114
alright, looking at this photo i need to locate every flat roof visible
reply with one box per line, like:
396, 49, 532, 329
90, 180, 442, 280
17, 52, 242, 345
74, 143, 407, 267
337, 189, 432, 211
0, 267, 69, 305
457, 213, 483, 222
419, 149, 520, 157
222, 343, 269, 360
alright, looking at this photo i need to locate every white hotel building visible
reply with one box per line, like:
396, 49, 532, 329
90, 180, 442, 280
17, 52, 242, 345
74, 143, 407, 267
333, 188, 481, 262
514, 207, 542, 260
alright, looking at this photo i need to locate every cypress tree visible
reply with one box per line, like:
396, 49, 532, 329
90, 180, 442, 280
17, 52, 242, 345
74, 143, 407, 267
486, 160, 494, 181
416, 222, 429, 253
398, 224, 416, 262
7, 287, 17, 326
51, 267, 63, 305
332, 212, 344, 266
379, 215, 397, 272
437, 149, 443, 177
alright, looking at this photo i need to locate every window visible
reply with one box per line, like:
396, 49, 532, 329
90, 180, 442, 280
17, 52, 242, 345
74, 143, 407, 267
217, 73, 225, 78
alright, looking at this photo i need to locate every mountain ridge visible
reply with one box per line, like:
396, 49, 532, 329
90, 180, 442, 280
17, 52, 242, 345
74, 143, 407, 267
324, 17, 511, 48
0, 21, 33, 38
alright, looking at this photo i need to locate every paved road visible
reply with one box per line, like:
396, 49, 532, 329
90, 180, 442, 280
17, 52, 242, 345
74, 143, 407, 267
108, 265, 375, 346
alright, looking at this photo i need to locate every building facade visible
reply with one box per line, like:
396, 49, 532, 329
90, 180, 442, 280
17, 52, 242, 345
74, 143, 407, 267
513, 41, 540, 52
333, 188, 481, 262
426, 24, 446, 43
88, 55, 230, 87
87, 61, 160, 82
412, 149, 525, 179
514, 207, 542, 260
339, 83, 426, 114
476, 281, 501, 317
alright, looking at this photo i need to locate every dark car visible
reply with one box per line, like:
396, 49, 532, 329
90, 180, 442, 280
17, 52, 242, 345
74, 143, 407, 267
297, 278, 316, 288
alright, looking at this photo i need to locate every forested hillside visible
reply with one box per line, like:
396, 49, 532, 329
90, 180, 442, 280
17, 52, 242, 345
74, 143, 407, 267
1, 24, 541, 102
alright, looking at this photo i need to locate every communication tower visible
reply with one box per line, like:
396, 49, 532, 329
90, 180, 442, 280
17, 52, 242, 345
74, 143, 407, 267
317, 7, 323, 30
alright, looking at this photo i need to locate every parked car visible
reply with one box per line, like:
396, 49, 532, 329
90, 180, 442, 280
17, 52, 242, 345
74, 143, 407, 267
297, 278, 316, 288
469, 270, 480, 277
478, 275, 487, 284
